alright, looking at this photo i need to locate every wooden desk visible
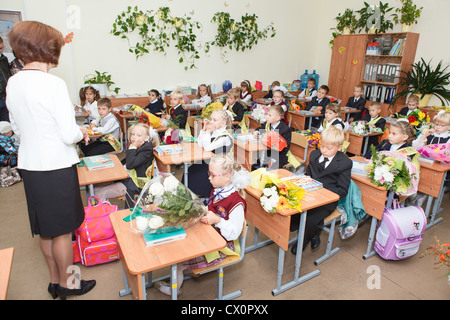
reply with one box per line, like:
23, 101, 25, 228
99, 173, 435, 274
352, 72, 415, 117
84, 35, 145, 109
350, 157, 393, 260
0, 247, 14, 300
110, 209, 226, 300
288, 111, 317, 131
340, 107, 360, 122
183, 104, 203, 117
245, 114, 262, 131
77, 154, 129, 197
233, 138, 268, 171
109, 96, 149, 109
347, 131, 382, 156
418, 159, 450, 229
153, 142, 214, 186
244, 169, 339, 295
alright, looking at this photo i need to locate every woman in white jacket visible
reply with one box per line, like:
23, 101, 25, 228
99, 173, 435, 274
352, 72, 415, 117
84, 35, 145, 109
6, 21, 95, 300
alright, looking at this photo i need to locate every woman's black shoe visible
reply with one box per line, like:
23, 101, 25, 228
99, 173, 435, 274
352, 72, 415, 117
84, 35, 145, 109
48, 283, 59, 299
56, 280, 96, 300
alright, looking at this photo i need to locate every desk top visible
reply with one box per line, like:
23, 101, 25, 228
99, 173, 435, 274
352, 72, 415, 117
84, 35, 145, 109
153, 142, 215, 166
244, 169, 339, 215
234, 137, 268, 152
349, 156, 386, 191
77, 154, 128, 186
110, 209, 226, 275
418, 158, 450, 172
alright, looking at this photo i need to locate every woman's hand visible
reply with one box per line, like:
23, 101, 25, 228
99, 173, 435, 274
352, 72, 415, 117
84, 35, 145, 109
80, 127, 89, 142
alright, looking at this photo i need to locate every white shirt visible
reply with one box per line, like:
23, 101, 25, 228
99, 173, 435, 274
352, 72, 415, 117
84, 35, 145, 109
6, 70, 83, 170
191, 95, 212, 108
91, 112, 120, 140
298, 88, 317, 101
84, 100, 100, 124
198, 126, 232, 152
412, 131, 450, 149
318, 154, 335, 169
390, 143, 404, 152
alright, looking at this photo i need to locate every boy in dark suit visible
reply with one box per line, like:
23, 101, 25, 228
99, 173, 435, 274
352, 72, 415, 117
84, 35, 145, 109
162, 90, 187, 129
291, 126, 352, 254
347, 85, 367, 123
253, 105, 292, 169
362, 101, 387, 150
305, 85, 330, 129
223, 88, 244, 130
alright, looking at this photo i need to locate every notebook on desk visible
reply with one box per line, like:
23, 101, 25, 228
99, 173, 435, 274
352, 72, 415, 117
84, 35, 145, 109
281, 175, 323, 192
82, 155, 115, 171
142, 228, 186, 247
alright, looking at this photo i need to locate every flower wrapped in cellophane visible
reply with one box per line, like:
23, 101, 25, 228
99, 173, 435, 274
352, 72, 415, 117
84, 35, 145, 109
365, 145, 419, 196
352, 121, 371, 135
201, 101, 223, 119
129, 173, 207, 234
251, 104, 268, 123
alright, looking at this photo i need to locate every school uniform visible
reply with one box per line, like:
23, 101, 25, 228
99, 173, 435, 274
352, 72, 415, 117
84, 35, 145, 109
291, 149, 352, 249
270, 101, 289, 125
305, 96, 330, 129
225, 102, 245, 130
83, 100, 100, 124
191, 95, 212, 108
364, 115, 386, 149
347, 96, 367, 121
169, 104, 187, 129
144, 99, 165, 117
364, 139, 411, 159
240, 91, 252, 103
79, 112, 120, 156
254, 120, 291, 169
318, 117, 345, 132
412, 131, 450, 149
184, 126, 234, 197
121, 140, 154, 208
393, 107, 416, 118
298, 88, 317, 101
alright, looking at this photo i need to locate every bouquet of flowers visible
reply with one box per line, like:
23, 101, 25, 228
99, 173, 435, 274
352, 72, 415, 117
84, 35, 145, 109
418, 143, 450, 164
365, 145, 419, 196
300, 129, 321, 149
162, 128, 181, 145
251, 168, 305, 214
201, 101, 223, 119
251, 104, 268, 123
352, 121, 371, 135
327, 96, 342, 105
129, 173, 207, 234
402, 109, 430, 128
290, 100, 305, 111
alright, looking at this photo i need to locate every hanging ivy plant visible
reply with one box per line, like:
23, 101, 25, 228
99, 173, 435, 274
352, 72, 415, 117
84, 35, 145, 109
111, 6, 202, 70
205, 12, 276, 62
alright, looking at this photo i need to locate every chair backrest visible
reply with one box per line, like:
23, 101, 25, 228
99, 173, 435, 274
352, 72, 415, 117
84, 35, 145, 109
187, 116, 195, 128
238, 220, 248, 262
286, 112, 293, 127
291, 131, 308, 148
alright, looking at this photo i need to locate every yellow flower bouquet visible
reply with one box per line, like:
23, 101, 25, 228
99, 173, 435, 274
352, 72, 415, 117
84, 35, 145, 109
201, 101, 224, 119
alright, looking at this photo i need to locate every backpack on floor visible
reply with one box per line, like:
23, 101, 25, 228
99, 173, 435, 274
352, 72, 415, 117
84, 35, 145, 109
374, 201, 426, 260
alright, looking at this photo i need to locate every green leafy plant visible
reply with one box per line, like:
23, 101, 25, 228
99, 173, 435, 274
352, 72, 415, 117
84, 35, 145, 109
329, 8, 358, 47
111, 6, 202, 70
205, 12, 276, 62
391, 58, 450, 107
84, 71, 120, 94
393, 0, 423, 25
356, 1, 394, 34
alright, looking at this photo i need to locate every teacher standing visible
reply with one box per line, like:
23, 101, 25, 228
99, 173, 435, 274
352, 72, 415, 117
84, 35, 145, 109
6, 21, 95, 300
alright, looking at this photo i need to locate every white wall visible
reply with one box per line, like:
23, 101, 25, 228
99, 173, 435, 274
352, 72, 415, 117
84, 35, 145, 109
2, 0, 449, 105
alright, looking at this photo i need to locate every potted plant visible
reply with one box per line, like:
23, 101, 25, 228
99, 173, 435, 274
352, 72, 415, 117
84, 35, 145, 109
393, 0, 423, 32
329, 8, 358, 47
356, 1, 394, 34
84, 71, 120, 97
391, 58, 450, 108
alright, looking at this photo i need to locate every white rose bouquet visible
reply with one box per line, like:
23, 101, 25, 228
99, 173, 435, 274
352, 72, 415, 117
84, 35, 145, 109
352, 121, 372, 135
129, 173, 207, 234
251, 104, 268, 124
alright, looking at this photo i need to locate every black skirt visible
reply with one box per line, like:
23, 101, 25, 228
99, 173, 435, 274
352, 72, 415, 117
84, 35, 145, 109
21, 164, 85, 237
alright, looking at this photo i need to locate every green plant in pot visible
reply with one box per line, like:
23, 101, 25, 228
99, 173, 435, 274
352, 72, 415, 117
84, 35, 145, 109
84, 71, 120, 95
356, 1, 394, 34
329, 9, 358, 47
391, 58, 450, 108
393, 0, 423, 32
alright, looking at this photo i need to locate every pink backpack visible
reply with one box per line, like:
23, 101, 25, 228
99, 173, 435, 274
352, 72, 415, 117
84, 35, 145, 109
375, 201, 427, 260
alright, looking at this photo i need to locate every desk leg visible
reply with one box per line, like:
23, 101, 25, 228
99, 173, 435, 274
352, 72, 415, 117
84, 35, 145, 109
362, 136, 369, 156
272, 210, 320, 296
171, 264, 178, 300
183, 163, 189, 187
426, 172, 447, 229
245, 227, 274, 253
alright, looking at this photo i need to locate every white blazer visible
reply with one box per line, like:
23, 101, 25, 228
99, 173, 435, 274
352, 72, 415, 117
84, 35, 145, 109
6, 70, 83, 171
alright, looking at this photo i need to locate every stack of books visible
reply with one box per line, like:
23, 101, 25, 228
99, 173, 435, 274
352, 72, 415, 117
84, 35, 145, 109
281, 175, 323, 192
82, 155, 115, 171
363, 63, 400, 83
142, 228, 186, 247
235, 134, 259, 143
388, 39, 405, 56
363, 84, 397, 104
155, 144, 185, 156
351, 160, 369, 177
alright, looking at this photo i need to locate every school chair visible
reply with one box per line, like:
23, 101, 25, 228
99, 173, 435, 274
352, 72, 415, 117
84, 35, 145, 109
284, 131, 308, 172
190, 220, 248, 300
187, 116, 196, 136
107, 127, 124, 155
342, 131, 350, 154
314, 208, 341, 266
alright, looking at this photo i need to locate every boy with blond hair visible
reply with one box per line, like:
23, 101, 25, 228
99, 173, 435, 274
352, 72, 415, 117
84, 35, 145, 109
290, 126, 352, 254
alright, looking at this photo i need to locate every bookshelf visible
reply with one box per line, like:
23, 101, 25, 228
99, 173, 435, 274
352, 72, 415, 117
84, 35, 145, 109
328, 32, 419, 117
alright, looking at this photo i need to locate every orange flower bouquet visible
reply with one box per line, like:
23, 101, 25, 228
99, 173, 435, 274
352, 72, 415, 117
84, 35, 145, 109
420, 236, 450, 272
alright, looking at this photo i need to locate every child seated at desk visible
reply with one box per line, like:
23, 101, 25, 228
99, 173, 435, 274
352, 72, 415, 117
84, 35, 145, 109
318, 103, 345, 132
185, 109, 234, 198
223, 88, 245, 131
297, 78, 317, 101
162, 90, 187, 130
191, 84, 212, 108
0, 121, 19, 167
389, 94, 419, 118
263, 80, 280, 99
239, 80, 253, 105
364, 120, 414, 159
78, 85, 100, 124
305, 85, 331, 129
156, 154, 248, 297
253, 105, 292, 169
271, 89, 289, 125
347, 85, 367, 123
79, 98, 121, 156
364, 101, 387, 149
290, 126, 352, 254
144, 89, 165, 117
412, 110, 450, 148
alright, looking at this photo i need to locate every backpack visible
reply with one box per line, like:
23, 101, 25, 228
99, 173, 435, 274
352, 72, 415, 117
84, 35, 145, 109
374, 201, 426, 260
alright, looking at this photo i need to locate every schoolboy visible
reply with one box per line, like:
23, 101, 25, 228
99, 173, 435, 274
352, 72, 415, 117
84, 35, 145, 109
363, 101, 386, 149
290, 126, 352, 254
298, 78, 317, 101
389, 94, 419, 118
305, 85, 331, 129
162, 90, 187, 129
347, 85, 367, 123
253, 105, 291, 169
223, 88, 244, 129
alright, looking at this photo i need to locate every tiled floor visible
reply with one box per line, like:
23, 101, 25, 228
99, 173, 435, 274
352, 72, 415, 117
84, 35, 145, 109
1, 169, 449, 300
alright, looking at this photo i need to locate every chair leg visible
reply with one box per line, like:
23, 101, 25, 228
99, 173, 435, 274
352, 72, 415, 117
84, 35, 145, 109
314, 218, 340, 266
217, 267, 224, 300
